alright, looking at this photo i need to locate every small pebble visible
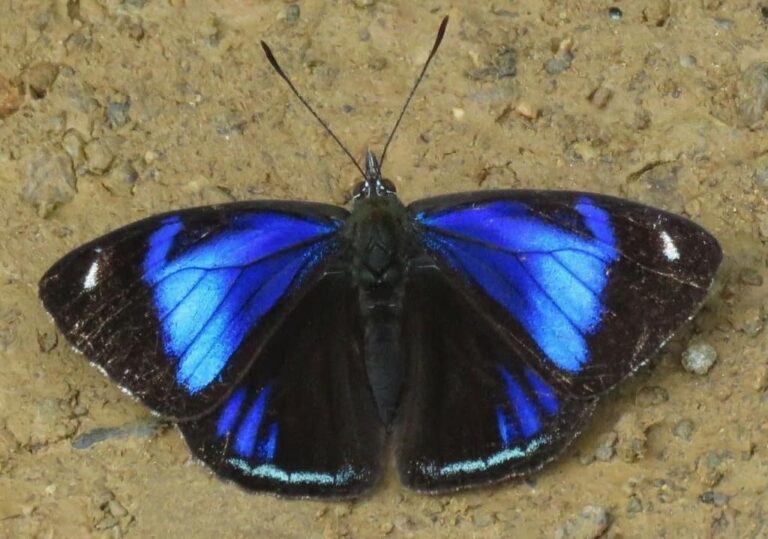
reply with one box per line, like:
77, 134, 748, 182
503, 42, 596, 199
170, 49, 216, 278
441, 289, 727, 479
753, 155, 768, 188
421, 499, 444, 517
452, 108, 465, 120
679, 54, 698, 68
636, 385, 669, 407
554, 505, 610, 539
515, 102, 539, 119
283, 4, 300, 23
61, 129, 86, 163
737, 306, 764, 337
213, 110, 247, 136
352, 0, 375, 7
595, 431, 618, 461
628, 161, 683, 212
713, 17, 735, 30
465, 46, 517, 81
615, 412, 648, 462
643, 0, 670, 26
757, 216, 768, 241
545, 53, 573, 75
590, 85, 613, 108
0, 75, 23, 119
95, 514, 118, 530
71, 420, 162, 449
626, 496, 643, 514
36, 329, 58, 353
753, 366, 768, 392
633, 108, 652, 130
738, 62, 768, 128
84, 138, 115, 174
699, 491, 729, 506
696, 452, 724, 487
681, 342, 718, 375
107, 500, 128, 518
22, 148, 77, 217
106, 94, 131, 128
608, 7, 623, 21
494, 46, 518, 79
22, 62, 59, 98
103, 161, 139, 196
672, 419, 695, 441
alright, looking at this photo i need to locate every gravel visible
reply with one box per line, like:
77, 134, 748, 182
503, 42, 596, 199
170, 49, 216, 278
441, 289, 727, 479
21, 148, 77, 216
681, 342, 718, 375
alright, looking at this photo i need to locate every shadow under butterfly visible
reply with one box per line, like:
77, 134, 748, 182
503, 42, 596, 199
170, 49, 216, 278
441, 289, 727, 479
39, 17, 722, 499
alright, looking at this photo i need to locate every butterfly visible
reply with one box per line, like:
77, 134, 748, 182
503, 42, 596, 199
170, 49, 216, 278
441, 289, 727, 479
38, 17, 722, 499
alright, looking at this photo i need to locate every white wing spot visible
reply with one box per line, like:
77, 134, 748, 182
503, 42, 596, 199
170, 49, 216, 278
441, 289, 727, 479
660, 231, 680, 261
84, 259, 99, 290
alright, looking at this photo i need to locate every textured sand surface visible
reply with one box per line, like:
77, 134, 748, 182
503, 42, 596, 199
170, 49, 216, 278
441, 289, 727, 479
1, 1, 767, 537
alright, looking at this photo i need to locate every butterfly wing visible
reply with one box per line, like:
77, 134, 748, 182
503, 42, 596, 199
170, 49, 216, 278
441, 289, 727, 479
409, 191, 722, 396
39, 202, 347, 419
396, 266, 596, 492
179, 273, 384, 499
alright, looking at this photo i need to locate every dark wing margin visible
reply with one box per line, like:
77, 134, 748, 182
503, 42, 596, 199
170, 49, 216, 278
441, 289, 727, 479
409, 190, 722, 397
39, 201, 348, 420
179, 273, 384, 499
395, 267, 595, 492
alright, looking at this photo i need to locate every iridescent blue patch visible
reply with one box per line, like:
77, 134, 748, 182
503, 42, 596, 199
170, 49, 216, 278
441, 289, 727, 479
143, 213, 338, 393
215, 384, 278, 461
418, 198, 619, 373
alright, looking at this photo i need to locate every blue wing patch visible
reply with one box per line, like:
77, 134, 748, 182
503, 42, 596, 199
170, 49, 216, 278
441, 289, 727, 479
416, 197, 619, 374
142, 212, 339, 394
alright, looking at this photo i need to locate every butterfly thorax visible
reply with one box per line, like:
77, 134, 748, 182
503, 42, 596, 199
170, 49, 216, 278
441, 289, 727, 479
344, 195, 411, 286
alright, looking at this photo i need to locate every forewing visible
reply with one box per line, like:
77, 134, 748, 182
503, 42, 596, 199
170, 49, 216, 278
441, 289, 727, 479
39, 201, 347, 419
396, 267, 595, 492
410, 191, 722, 396
179, 274, 384, 499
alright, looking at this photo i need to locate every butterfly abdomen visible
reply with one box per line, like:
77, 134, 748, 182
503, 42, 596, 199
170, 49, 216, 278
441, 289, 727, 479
359, 284, 405, 425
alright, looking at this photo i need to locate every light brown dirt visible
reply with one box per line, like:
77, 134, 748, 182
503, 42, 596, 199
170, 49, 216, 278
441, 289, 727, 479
1, 1, 767, 537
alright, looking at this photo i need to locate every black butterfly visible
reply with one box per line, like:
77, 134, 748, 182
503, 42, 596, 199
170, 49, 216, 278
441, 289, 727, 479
39, 17, 722, 499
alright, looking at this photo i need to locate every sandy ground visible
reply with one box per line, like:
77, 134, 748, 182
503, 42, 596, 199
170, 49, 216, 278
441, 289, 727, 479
1, 0, 767, 537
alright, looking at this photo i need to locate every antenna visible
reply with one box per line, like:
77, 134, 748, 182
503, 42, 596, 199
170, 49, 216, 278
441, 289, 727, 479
379, 15, 449, 167
261, 15, 449, 177
260, 41, 366, 178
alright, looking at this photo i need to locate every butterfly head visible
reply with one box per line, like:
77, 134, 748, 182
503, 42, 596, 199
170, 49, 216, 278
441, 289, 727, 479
352, 151, 397, 201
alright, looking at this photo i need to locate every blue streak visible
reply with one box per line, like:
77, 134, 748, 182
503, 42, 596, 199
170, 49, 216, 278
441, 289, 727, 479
260, 423, 278, 462
216, 388, 247, 437
234, 386, 271, 458
523, 368, 559, 415
499, 367, 541, 438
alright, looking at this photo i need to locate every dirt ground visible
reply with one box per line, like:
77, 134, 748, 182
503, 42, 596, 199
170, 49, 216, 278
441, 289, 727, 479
1, 0, 767, 537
